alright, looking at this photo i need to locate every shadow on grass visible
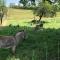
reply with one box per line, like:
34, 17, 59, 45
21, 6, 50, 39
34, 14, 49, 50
0, 25, 60, 60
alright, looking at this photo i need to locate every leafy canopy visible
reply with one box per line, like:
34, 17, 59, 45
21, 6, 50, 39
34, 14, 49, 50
19, 0, 28, 7
33, 1, 57, 20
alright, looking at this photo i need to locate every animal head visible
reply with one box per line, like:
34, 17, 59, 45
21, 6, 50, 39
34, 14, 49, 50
15, 30, 28, 40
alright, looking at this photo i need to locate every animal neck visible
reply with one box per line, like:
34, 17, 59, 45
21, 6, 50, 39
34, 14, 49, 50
15, 32, 23, 44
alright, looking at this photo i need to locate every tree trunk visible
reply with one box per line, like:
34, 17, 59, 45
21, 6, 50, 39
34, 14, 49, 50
34, 15, 35, 20
1, 17, 2, 24
39, 12, 43, 22
39, 15, 42, 22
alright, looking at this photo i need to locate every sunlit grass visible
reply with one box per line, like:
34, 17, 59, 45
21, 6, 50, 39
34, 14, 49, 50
4, 8, 60, 29
4, 17, 60, 29
7, 8, 34, 20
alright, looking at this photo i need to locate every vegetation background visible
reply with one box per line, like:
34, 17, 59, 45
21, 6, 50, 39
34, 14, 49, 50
0, 0, 60, 60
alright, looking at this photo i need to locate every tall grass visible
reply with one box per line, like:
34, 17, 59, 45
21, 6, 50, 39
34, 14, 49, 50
0, 26, 60, 60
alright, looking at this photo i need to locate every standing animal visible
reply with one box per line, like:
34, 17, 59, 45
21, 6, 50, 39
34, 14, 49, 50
0, 30, 27, 54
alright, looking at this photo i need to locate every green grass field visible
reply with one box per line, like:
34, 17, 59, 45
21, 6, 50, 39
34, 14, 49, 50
3, 8, 60, 29
0, 8, 60, 60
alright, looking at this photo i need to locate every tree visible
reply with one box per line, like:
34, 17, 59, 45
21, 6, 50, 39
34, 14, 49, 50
33, 1, 57, 22
0, 0, 7, 24
30, 0, 35, 6
19, 0, 28, 7
57, 0, 60, 10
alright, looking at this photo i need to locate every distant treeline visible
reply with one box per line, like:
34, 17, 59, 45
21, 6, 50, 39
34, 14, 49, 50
10, 5, 36, 10
10, 5, 60, 12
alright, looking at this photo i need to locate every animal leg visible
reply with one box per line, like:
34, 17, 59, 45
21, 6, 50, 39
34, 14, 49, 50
11, 46, 16, 55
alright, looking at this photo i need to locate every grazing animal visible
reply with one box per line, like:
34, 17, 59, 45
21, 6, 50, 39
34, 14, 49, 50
0, 30, 27, 54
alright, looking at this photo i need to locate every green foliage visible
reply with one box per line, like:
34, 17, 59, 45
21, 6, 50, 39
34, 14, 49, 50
30, 0, 35, 6
10, 5, 36, 10
33, 1, 57, 21
0, 0, 6, 11
19, 0, 28, 7
0, 0, 5, 7
0, 0, 8, 17
57, 0, 60, 11
0, 26, 60, 60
